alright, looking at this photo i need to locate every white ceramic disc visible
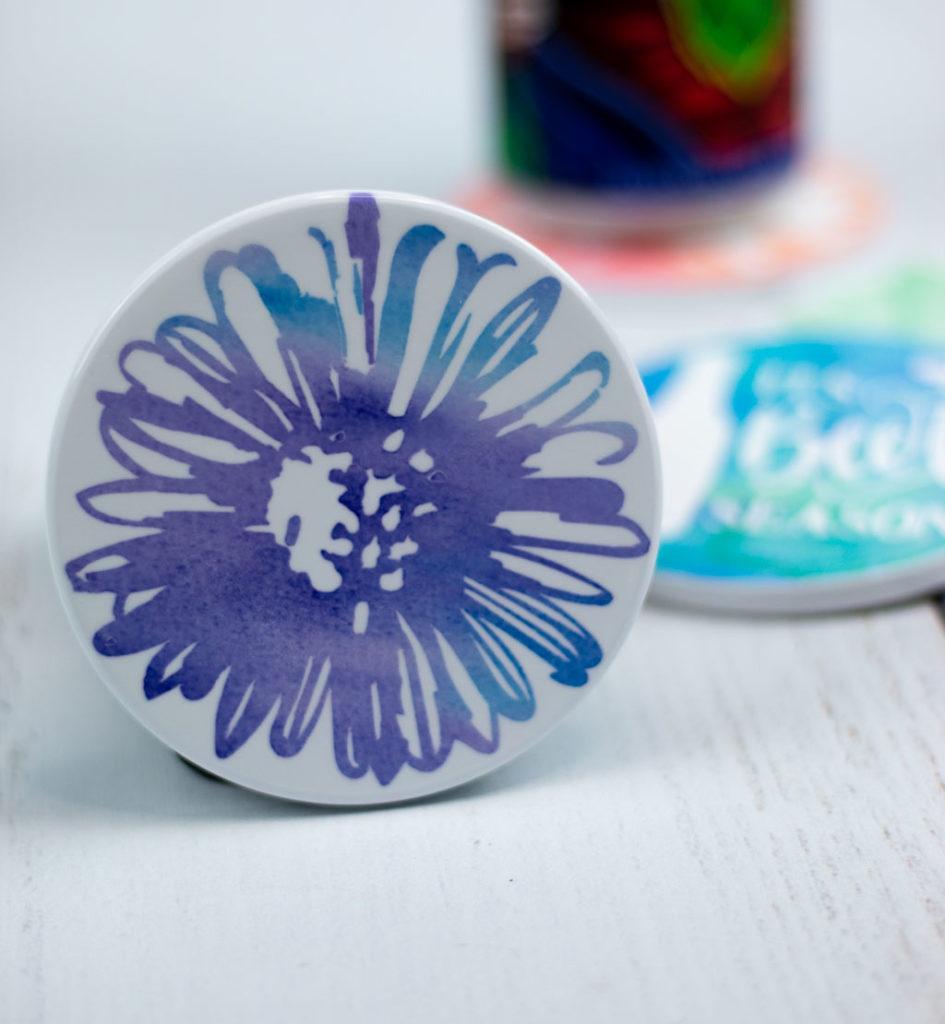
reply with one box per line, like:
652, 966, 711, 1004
48, 191, 660, 805
643, 334, 945, 613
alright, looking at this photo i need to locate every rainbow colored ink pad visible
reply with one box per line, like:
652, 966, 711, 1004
47, 191, 660, 805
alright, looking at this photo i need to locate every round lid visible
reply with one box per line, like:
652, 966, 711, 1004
48, 190, 660, 805
643, 333, 945, 613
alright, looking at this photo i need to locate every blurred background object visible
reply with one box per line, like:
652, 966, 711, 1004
0, 0, 940, 364
792, 262, 945, 344
495, 0, 796, 232
643, 331, 945, 613
461, 156, 879, 290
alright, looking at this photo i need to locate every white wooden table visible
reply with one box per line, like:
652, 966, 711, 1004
2, 1, 944, 1021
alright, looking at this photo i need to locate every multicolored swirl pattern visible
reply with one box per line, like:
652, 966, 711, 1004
499, 0, 794, 192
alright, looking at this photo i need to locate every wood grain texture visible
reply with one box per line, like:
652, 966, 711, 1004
4, 516, 945, 1023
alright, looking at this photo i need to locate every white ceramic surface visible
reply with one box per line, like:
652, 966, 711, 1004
47, 190, 660, 804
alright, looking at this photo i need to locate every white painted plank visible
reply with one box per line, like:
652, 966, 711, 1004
3, 505, 945, 1023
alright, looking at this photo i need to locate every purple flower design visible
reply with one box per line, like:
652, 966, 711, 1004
66, 193, 650, 785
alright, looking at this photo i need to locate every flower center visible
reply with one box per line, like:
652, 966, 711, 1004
266, 445, 358, 593
264, 434, 433, 614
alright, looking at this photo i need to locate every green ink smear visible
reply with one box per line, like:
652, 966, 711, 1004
794, 263, 945, 345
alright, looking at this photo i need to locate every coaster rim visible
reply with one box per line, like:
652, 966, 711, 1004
46, 188, 662, 805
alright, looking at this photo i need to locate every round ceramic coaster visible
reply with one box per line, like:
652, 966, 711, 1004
459, 158, 880, 289
48, 190, 660, 805
642, 334, 945, 613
